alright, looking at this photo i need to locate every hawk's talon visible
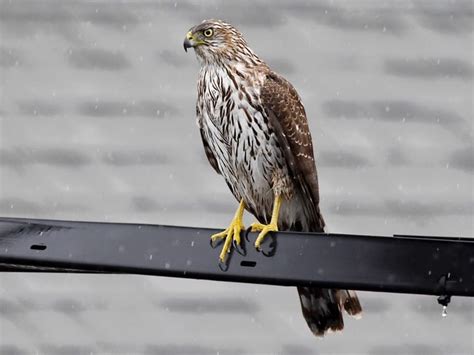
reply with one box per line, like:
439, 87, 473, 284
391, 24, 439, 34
252, 195, 281, 250
246, 221, 265, 243
218, 259, 229, 272
253, 223, 279, 250
244, 226, 253, 242
261, 236, 278, 257
233, 238, 246, 256
250, 222, 267, 232
211, 200, 245, 265
210, 237, 223, 249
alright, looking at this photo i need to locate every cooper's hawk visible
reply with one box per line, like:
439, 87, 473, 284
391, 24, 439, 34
184, 19, 361, 336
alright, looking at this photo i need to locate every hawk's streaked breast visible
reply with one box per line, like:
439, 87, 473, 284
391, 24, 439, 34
197, 63, 297, 225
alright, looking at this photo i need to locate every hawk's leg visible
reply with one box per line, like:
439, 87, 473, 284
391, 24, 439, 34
251, 194, 282, 250
211, 199, 245, 262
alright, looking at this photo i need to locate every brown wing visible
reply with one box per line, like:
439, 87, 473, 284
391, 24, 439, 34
261, 71, 325, 231
199, 127, 221, 175
197, 101, 220, 175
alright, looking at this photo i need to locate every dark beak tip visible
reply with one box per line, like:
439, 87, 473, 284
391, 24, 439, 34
183, 38, 193, 53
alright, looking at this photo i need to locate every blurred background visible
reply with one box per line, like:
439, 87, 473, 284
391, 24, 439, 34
0, 0, 472, 354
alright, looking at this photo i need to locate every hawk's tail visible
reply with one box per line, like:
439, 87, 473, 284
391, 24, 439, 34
297, 287, 362, 337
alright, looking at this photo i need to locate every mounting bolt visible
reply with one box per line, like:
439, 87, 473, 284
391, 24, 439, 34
437, 273, 452, 317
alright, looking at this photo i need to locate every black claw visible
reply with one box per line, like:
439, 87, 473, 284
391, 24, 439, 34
262, 248, 275, 257
260, 235, 278, 257
244, 226, 253, 242
233, 238, 246, 256
218, 259, 229, 272
210, 238, 222, 249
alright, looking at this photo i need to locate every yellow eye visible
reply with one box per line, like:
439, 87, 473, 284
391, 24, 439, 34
203, 29, 213, 37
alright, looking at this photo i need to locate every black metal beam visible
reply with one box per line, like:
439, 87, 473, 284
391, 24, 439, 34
0, 217, 472, 297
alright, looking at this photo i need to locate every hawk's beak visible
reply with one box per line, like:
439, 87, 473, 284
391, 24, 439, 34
183, 31, 195, 52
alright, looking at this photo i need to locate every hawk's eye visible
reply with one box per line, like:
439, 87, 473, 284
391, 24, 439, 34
203, 29, 213, 37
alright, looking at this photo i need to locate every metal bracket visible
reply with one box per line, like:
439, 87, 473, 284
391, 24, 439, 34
437, 273, 453, 316
0, 217, 473, 297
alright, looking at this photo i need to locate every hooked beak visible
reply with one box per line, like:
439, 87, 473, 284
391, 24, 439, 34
183, 31, 195, 52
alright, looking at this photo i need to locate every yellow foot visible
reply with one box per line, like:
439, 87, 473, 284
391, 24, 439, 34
211, 201, 245, 263
251, 221, 278, 250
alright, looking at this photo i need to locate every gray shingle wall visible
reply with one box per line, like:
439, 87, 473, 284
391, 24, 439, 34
0, 1, 472, 354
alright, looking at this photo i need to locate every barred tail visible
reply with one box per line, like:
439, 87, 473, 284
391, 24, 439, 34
294, 205, 361, 336
297, 287, 362, 337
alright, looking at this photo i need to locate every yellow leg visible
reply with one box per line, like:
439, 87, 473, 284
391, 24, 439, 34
251, 194, 282, 250
211, 200, 245, 262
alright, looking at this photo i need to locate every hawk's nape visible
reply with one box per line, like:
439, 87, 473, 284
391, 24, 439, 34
184, 19, 362, 336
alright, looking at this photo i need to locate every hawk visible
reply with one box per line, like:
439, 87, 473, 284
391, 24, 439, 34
184, 19, 361, 336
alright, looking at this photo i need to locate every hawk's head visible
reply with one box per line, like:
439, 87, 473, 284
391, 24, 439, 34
183, 19, 257, 65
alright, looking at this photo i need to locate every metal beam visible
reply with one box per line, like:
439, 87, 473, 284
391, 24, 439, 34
0, 217, 472, 297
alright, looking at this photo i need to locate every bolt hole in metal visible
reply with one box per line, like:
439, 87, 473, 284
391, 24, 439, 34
240, 260, 256, 267
30, 244, 47, 251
